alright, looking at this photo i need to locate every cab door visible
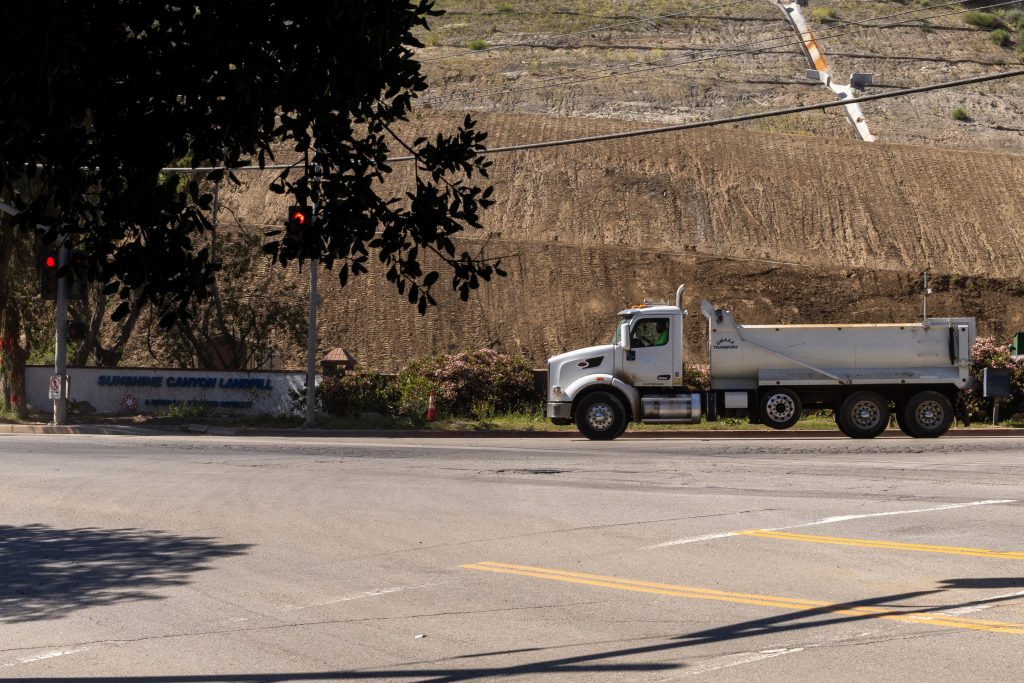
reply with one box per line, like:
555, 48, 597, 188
622, 316, 675, 387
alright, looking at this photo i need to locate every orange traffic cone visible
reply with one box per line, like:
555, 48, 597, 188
425, 391, 437, 422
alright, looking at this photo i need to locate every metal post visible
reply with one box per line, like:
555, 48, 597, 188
53, 235, 69, 425
304, 182, 319, 429
922, 272, 930, 323
305, 260, 318, 428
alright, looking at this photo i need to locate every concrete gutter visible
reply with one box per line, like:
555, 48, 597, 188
0, 423, 1021, 439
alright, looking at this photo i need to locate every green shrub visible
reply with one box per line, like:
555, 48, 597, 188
466, 38, 489, 50
990, 28, 1012, 47
404, 348, 537, 418
951, 107, 970, 121
810, 7, 838, 22
496, 2, 514, 12
319, 370, 400, 417
963, 12, 1004, 29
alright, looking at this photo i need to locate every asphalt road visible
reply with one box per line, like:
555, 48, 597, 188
2, 433, 1023, 681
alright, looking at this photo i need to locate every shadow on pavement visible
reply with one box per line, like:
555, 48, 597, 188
9, 579, 1022, 680
0, 524, 251, 623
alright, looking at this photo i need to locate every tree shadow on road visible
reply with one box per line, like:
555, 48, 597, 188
9, 578, 1022, 680
0, 524, 251, 623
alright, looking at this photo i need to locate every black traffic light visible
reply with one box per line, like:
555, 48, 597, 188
286, 205, 312, 247
39, 250, 58, 300
67, 320, 87, 341
68, 250, 88, 301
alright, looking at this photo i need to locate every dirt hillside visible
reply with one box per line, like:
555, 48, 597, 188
208, 111, 1024, 371
125, 1, 1024, 371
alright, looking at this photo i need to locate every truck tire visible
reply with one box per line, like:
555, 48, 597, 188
760, 388, 801, 430
834, 411, 853, 437
894, 407, 917, 437
575, 391, 627, 441
838, 391, 889, 439
903, 391, 953, 438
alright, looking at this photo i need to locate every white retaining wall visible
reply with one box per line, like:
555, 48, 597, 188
26, 366, 309, 415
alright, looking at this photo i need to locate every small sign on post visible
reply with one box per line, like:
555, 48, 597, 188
983, 367, 1012, 425
48, 374, 63, 400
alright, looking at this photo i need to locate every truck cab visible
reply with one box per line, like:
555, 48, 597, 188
546, 286, 702, 439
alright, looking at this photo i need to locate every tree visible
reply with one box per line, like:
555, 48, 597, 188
0, 0, 500, 328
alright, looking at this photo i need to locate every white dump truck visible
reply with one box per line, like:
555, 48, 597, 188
545, 285, 977, 439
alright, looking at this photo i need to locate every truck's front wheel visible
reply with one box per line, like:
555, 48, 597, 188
575, 391, 627, 441
760, 388, 801, 429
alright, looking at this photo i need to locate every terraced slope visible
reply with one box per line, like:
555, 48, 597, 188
210, 112, 1024, 370
125, 1, 1024, 371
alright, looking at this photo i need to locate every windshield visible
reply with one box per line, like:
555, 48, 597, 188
611, 314, 634, 344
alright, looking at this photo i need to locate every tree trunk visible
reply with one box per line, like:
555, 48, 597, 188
0, 303, 28, 418
0, 225, 27, 417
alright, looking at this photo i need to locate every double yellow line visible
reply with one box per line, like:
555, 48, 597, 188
737, 530, 1024, 560
461, 561, 1024, 635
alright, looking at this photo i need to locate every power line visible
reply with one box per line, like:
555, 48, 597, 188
418, 0, 760, 63
162, 68, 1024, 174
424, 0, 1018, 105
391, 69, 1024, 160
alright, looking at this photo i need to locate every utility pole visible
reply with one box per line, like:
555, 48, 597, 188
53, 233, 69, 425
304, 174, 320, 429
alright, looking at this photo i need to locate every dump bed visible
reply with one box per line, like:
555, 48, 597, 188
700, 301, 975, 390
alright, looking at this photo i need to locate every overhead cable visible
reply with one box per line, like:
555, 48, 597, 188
391, 69, 1024, 160
424, 0, 1018, 104
160, 68, 1024, 173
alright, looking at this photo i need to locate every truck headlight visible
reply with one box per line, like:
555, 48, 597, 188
551, 386, 562, 398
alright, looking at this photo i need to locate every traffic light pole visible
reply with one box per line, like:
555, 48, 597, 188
304, 183, 319, 429
53, 236, 69, 425
304, 256, 318, 428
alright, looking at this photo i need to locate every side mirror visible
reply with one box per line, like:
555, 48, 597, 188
619, 322, 632, 351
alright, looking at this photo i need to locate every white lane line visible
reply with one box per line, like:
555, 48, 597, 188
943, 589, 1024, 616
649, 499, 1017, 549
659, 647, 805, 679
280, 582, 444, 613
1, 648, 88, 668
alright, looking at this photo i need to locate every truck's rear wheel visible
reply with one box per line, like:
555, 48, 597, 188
760, 388, 801, 429
575, 391, 627, 441
838, 391, 889, 439
834, 411, 853, 437
903, 391, 953, 438
894, 406, 917, 437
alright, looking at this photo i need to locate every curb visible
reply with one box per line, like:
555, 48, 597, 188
0, 424, 1022, 439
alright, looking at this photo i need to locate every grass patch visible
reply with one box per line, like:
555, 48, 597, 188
810, 7, 839, 23
990, 28, 1012, 47
495, 2, 514, 12
951, 107, 970, 122
963, 12, 1004, 29
466, 38, 489, 50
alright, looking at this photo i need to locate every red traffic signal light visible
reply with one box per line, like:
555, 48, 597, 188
39, 250, 59, 300
286, 206, 313, 248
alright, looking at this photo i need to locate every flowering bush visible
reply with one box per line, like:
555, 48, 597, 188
318, 349, 538, 419
959, 337, 1024, 421
319, 370, 400, 417
401, 348, 536, 418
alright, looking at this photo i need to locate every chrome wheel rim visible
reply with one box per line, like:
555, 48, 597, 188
585, 403, 615, 431
850, 399, 882, 431
914, 400, 944, 430
764, 393, 796, 424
